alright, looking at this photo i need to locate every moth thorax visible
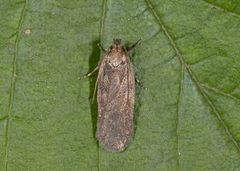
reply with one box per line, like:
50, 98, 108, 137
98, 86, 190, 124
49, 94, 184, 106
110, 53, 126, 67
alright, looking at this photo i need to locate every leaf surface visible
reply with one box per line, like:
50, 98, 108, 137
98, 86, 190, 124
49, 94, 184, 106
1, 0, 240, 170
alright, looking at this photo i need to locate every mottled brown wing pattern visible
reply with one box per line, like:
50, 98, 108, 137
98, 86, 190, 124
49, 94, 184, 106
96, 51, 135, 152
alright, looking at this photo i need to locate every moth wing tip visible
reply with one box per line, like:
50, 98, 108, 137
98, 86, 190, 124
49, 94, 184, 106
97, 135, 133, 153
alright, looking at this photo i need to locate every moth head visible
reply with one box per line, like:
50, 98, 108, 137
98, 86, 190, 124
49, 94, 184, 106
111, 39, 123, 51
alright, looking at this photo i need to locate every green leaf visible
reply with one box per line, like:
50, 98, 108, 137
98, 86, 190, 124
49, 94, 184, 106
1, 0, 240, 170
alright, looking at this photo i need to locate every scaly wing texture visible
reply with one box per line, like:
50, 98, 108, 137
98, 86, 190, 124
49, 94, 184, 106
97, 55, 135, 152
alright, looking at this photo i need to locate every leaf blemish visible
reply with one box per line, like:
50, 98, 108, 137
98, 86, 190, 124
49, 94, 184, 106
24, 28, 32, 35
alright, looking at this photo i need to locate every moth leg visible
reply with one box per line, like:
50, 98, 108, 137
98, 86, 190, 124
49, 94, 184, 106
135, 75, 146, 90
86, 66, 99, 77
78, 66, 98, 80
127, 39, 142, 53
80, 66, 99, 103
91, 78, 98, 104
91, 64, 103, 104
135, 78, 143, 87
97, 43, 107, 52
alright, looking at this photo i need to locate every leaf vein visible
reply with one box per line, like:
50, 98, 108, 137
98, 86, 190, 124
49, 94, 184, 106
202, 0, 240, 18
100, 0, 107, 45
4, 0, 27, 170
200, 83, 240, 102
0, 115, 8, 122
97, 0, 107, 170
144, 0, 240, 157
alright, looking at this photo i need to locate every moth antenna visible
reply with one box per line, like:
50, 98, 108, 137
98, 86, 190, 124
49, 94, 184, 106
127, 39, 142, 52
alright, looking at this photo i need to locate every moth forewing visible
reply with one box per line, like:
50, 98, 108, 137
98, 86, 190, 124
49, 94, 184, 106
96, 39, 139, 152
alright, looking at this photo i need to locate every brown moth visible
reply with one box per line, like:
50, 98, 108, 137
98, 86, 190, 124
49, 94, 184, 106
89, 39, 140, 152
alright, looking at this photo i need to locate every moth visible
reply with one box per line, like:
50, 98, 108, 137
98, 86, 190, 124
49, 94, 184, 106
87, 39, 140, 152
